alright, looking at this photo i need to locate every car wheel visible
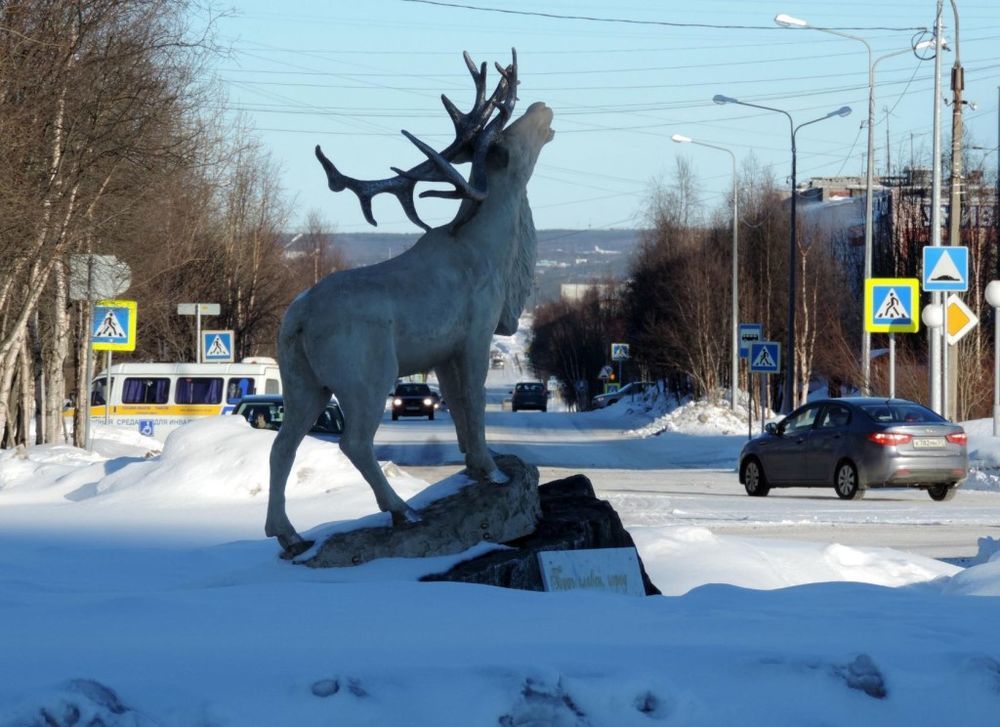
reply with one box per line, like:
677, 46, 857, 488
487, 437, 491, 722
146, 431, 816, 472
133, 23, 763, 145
927, 483, 957, 501
428, 410, 434, 421
391, 412, 398, 421
512, 406, 517, 412
834, 460, 865, 500
541, 406, 547, 413
742, 458, 770, 497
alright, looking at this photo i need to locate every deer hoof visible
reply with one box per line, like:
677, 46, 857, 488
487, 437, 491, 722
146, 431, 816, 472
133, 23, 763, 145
486, 467, 510, 485
392, 506, 422, 526
277, 534, 314, 560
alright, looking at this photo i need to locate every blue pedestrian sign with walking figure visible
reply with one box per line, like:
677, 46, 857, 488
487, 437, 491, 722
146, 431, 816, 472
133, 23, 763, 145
202, 330, 235, 363
749, 342, 780, 374
864, 278, 919, 333
91, 299, 137, 352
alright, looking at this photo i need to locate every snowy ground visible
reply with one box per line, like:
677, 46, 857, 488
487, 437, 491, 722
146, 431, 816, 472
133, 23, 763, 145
3, 336, 1000, 724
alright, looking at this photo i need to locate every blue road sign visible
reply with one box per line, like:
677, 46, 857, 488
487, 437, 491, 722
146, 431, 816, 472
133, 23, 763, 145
611, 342, 630, 361
139, 420, 155, 438
92, 299, 136, 351
202, 330, 235, 362
923, 246, 969, 292
749, 341, 780, 374
866, 279, 919, 333
738, 323, 763, 358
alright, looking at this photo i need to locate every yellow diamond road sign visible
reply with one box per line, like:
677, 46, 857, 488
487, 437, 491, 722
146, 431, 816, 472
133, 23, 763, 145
945, 294, 978, 345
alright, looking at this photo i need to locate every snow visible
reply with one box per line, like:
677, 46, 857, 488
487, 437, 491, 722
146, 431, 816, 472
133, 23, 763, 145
3, 354, 1000, 724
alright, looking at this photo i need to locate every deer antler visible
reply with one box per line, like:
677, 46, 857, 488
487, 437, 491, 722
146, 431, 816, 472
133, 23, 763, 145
315, 49, 518, 232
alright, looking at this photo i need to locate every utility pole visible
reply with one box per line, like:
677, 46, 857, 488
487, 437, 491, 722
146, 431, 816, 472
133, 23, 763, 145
929, 3, 944, 415
946, 0, 963, 421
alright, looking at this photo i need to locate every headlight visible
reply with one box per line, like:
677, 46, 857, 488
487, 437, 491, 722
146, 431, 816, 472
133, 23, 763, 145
423, 397, 432, 406
393, 398, 402, 406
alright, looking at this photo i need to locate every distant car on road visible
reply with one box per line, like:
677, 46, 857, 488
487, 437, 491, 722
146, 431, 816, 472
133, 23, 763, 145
590, 381, 652, 410
738, 397, 968, 501
231, 394, 344, 438
391, 382, 437, 420
510, 381, 547, 412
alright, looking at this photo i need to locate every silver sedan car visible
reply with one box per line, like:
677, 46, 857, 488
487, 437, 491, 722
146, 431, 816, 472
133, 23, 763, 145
738, 397, 968, 501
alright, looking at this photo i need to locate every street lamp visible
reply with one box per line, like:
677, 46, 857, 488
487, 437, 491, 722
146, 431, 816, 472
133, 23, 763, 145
713, 94, 851, 413
774, 15, 874, 402
671, 133, 739, 413
775, 14, 939, 400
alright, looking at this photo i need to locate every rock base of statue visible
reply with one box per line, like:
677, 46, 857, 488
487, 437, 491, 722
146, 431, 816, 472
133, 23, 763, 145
298, 455, 541, 568
422, 473, 661, 596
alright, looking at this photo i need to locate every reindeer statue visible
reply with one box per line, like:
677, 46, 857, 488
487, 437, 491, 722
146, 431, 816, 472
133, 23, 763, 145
265, 50, 554, 557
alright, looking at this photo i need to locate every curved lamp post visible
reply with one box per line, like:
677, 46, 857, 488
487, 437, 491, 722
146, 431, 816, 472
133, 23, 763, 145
775, 14, 938, 401
712, 94, 851, 414
671, 133, 739, 413
712, 94, 851, 413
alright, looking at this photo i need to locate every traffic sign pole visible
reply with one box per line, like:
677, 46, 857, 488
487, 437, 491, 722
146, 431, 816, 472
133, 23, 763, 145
84, 304, 93, 451
104, 350, 113, 425
889, 333, 895, 398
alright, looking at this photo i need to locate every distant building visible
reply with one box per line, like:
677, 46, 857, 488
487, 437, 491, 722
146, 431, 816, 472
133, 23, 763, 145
800, 168, 997, 282
560, 283, 612, 302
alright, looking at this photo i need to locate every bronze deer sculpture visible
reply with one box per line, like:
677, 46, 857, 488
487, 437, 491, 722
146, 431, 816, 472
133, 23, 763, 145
265, 51, 554, 557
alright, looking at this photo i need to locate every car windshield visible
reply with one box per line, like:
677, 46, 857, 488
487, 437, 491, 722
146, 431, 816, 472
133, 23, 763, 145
397, 384, 430, 396
859, 402, 945, 424
516, 383, 543, 392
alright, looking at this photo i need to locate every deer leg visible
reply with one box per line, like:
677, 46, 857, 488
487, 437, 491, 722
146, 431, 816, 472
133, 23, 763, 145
266, 384, 329, 558
456, 349, 508, 484
434, 359, 468, 455
336, 386, 420, 525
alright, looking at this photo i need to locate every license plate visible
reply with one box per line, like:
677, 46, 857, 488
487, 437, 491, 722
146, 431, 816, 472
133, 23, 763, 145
912, 437, 946, 449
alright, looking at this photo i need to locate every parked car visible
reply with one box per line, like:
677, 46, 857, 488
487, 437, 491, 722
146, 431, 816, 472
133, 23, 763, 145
391, 382, 437, 420
590, 381, 652, 410
511, 381, 547, 412
231, 394, 344, 437
738, 397, 968, 501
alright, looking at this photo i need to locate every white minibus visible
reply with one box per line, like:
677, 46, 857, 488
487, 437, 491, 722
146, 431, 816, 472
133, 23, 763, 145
84, 358, 282, 442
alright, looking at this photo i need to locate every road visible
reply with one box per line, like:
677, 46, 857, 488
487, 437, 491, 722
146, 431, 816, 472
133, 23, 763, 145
376, 377, 1000, 562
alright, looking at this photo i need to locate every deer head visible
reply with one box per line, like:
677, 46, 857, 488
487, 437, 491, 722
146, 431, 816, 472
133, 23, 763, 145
315, 50, 519, 232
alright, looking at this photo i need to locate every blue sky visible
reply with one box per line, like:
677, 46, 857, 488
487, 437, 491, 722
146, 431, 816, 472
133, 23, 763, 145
210, 1, 1000, 234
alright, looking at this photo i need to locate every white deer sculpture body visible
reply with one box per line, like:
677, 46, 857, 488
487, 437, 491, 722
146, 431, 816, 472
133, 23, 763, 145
265, 51, 554, 557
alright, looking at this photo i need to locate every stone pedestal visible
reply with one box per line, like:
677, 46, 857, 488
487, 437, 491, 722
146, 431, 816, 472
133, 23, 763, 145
422, 473, 661, 596
299, 455, 540, 568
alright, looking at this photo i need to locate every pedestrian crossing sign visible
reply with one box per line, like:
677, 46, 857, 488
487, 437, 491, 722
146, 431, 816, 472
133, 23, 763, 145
202, 330, 235, 362
91, 299, 137, 351
749, 341, 780, 374
865, 278, 919, 333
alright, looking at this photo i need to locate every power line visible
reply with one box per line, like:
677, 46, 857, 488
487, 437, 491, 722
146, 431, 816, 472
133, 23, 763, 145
400, 0, 928, 32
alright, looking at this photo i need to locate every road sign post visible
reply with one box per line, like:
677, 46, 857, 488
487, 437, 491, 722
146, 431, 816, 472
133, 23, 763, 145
178, 303, 220, 363
864, 278, 920, 398
923, 248, 971, 419
611, 342, 629, 387
91, 299, 137, 428
749, 342, 780, 435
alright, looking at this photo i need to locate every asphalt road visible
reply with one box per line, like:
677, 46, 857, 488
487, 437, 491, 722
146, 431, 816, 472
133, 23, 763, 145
377, 372, 1000, 562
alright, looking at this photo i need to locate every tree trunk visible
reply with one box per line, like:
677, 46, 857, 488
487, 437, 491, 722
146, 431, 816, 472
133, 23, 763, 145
44, 260, 70, 443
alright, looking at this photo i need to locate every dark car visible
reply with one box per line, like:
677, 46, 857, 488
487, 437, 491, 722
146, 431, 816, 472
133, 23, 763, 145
590, 381, 652, 410
511, 382, 547, 412
231, 394, 344, 437
391, 382, 437, 420
738, 397, 968, 501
